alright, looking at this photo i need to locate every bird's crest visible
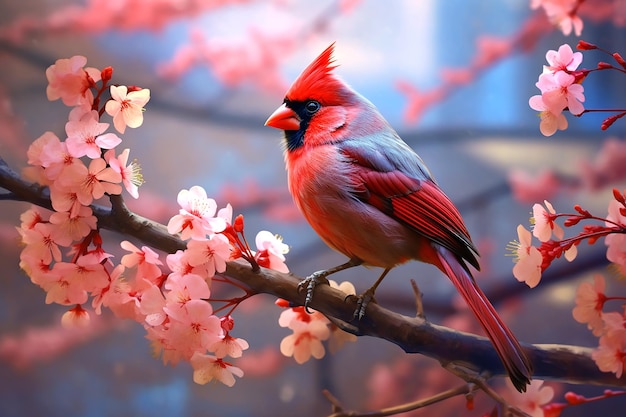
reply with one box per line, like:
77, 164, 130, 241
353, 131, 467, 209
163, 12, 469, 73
285, 42, 348, 105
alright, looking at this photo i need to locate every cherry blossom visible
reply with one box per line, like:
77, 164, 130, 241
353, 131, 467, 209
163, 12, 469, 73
91, 264, 140, 318
104, 148, 143, 198
277, 305, 331, 363
529, 42, 587, 136
167, 186, 227, 240
605, 200, 626, 273
54, 256, 110, 294
139, 283, 167, 326
509, 225, 543, 288
508, 169, 560, 203
602, 310, 626, 339
537, 71, 585, 116
19, 253, 56, 288
65, 109, 121, 159
157, 29, 294, 94
48, 182, 82, 218
44, 264, 89, 305
190, 352, 244, 387
165, 250, 206, 282
254, 230, 289, 272
210, 334, 250, 359
184, 234, 231, 279
592, 329, 626, 378
528, 94, 568, 137
532, 200, 564, 242
45, 55, 100, 106
61, 304, 91, 328
19, 206, 47, 231
279, 317, 330, 364
59, 157, 122, 205
163, 274, 211, 318
217, 203, 233, 225
27, 131, 61, 168
544, 44, 583, 73
36, 132, 83, 181
579, 138, 626, 191
120, 240, 163, 283
48, 206, 97, 242
15, 52, 268, 388
164, 299, 222, 359
572, 275, 607, 336
104, 85, 150, 134
501, 379, 555, 417
19, 222, 65, 265
532, 0, 584, 36
209, 317, 249, 359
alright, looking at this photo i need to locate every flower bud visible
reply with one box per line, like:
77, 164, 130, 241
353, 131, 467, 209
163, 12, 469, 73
576, 40, 597, 50
101, 66, 113, 82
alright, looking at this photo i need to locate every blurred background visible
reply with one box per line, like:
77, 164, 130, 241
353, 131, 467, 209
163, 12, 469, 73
1, 0, 626, 416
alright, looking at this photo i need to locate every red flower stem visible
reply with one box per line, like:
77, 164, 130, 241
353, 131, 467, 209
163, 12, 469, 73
579, 108, 626, 115
70, 229, 97, 263
94, 80, 110, 117
213, 275, 252, 292
554, 212, 626, 230
557, 229, 616, 248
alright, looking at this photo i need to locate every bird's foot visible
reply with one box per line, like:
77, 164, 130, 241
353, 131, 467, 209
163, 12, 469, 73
351, 288, 377, 320
297, 270, 330, 312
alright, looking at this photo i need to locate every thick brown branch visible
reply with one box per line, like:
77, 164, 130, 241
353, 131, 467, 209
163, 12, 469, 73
2, 158, 625, 388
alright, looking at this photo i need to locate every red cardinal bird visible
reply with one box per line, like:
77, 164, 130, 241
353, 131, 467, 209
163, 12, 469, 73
265, 43, 533, 392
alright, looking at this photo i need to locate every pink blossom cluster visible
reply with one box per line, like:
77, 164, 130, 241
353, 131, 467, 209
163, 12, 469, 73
19, 55, 150, 327
531, 0, 584, 36
572, 274, 626, 378
17, 56, 291, 387
501, 379, 556, 417
509, 137, 626, 204
113, 185, 289, 387
276, 280, 357, 364
509, 192, 626, 378
508, 200, 577, 289
529, 44, 586, 136
158, 29, 296, 94
0, 0, 256, 42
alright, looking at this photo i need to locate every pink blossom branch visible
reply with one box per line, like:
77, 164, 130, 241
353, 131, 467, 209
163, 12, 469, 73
396, 11, 555, 124
1, 156, 625, 389
509, 137, 626, 204
0, 314, 117, 369
0, 0, 255, 42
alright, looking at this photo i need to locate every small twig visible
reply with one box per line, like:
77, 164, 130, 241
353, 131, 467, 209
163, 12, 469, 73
410, 279, 425, 319
325, 383, 475, 417
446, 363, 533, 417
322, 389, 346, 415
472, 379, 532, 417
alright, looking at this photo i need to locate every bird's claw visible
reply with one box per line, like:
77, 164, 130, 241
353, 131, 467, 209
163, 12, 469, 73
351, 289, 377, 320
297, 270, 329, 313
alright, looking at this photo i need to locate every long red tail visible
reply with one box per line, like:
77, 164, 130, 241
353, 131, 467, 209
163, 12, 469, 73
435, 246, 533, 392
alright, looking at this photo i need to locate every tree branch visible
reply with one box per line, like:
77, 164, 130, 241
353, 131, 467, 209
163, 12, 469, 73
1, 157, 624, 388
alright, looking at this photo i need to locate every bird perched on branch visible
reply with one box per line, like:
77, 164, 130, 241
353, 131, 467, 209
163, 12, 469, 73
265, 43, 533, 392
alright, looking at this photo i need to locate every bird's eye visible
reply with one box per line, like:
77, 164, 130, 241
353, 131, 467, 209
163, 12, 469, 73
305, 100, 321, 115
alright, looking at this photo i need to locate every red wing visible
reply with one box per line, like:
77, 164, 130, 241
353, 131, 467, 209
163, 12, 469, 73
355, 168, 480, 270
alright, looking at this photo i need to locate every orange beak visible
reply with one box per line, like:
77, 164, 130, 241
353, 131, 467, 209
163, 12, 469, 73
265, 104, 301, 131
